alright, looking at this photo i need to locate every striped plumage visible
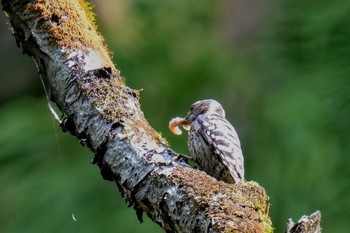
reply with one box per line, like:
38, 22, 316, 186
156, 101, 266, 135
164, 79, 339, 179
185, 99, 244, 184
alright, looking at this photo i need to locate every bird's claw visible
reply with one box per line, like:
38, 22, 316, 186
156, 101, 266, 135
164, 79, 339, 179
174, 153, 193, 163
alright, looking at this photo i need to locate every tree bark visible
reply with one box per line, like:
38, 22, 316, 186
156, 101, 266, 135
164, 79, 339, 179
1, 0, 320, 232
286, 211, 322, 233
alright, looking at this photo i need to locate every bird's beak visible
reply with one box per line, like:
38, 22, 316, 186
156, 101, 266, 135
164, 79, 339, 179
184, 115, 190, 123
182, 116, 191, 131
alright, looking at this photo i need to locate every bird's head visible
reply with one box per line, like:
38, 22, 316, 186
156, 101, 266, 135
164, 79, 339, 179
185, 99, 225, 123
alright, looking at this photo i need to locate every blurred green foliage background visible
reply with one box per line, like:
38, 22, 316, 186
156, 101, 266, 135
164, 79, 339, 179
0, 0, 349, 232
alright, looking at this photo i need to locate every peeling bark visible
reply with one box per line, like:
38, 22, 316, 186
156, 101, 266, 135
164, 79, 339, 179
1, 0, 320, 232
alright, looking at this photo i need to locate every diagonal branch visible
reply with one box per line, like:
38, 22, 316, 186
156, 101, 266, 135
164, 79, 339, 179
1, 0, 274, 232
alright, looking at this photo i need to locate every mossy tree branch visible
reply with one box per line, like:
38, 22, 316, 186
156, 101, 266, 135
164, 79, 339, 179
1, 0, 319, 232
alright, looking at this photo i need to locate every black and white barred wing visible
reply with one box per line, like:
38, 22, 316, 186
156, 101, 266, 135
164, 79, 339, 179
198, 115, 245, 183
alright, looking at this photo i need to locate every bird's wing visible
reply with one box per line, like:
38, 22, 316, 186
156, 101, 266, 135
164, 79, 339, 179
197, 114, 244, 182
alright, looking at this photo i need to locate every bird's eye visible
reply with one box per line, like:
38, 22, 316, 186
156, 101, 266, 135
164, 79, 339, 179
189, 106, 194, 111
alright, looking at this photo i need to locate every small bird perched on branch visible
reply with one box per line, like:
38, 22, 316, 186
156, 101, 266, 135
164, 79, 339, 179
169, 99, 244, 184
